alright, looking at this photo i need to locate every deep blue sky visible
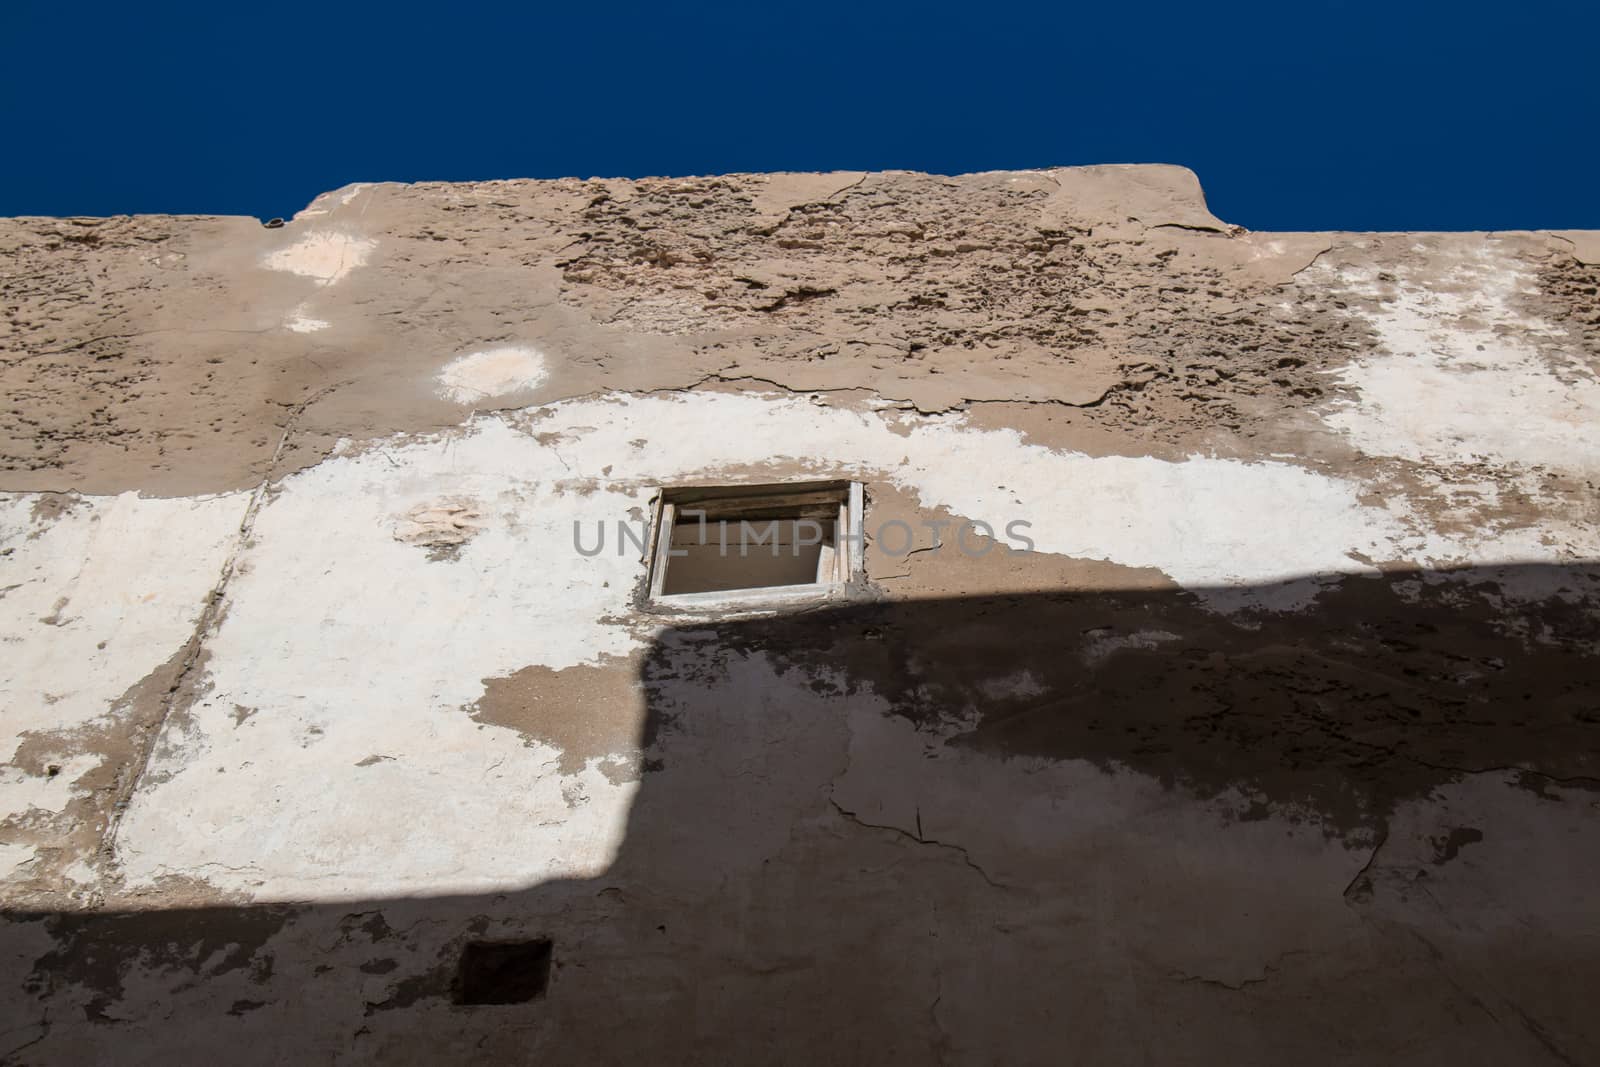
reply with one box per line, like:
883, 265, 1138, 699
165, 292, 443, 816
3, 2, 1595, 231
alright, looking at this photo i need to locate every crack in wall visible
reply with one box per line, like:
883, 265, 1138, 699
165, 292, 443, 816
94, 382, 348, 900
828, 798, 1015, 891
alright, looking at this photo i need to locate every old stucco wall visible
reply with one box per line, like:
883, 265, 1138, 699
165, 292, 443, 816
2, 166, 1598, 1063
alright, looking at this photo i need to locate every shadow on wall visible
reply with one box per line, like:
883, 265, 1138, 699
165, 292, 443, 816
5, 563, 1600, 1064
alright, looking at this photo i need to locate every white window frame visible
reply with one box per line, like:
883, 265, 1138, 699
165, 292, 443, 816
645, 480, 865, 612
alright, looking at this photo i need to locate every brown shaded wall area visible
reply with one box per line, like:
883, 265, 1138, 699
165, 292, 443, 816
5, 563, 1599, 1064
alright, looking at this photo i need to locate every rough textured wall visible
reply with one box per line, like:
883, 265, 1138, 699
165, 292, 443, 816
1, 166, 1598, 1064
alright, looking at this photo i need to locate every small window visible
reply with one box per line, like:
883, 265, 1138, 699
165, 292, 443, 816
646, 480, 864, 610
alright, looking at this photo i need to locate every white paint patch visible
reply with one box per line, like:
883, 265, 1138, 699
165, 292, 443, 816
0, 491, 249, 881
523, 392, 1597, 594
114, 438, 652, 899
111, 390, 1600, 902
0, 842, 37, 878
1317, 247, 1600, 473
436, 346, 549, 405
293, 183, 371, 221
283, 302, 329, 333
261, 230, 374, 286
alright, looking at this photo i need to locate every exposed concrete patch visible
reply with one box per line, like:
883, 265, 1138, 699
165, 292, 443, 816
436, 345, 549, 405
864, 482, 1178, 595
469, 655, 646, 777
25, 493, 82, 529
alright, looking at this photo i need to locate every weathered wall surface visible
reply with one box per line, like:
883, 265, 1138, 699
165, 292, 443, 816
1, 166, 1598, 1063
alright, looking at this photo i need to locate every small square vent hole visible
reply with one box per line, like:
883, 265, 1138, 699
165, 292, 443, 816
454, 939, 552, 1005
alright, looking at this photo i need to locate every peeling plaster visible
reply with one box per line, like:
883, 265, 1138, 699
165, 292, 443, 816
104, 385, 1600, 899
1317, 247, 1600, 473
5, 171, 1600, 1062
0, 491, 249, 881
